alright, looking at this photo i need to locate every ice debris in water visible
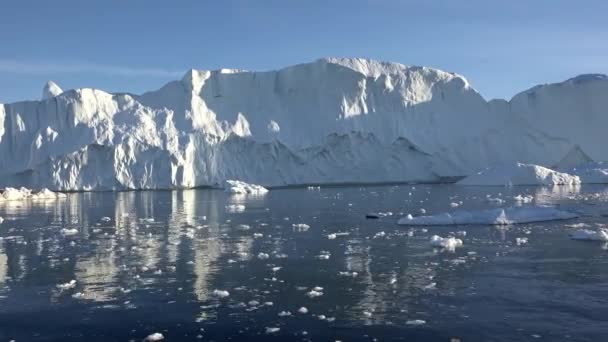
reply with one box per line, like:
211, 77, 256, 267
292, 223, 310, 231
278, 311, 292, 317
398, 206, 578, 226
144, 332, 165, 341
514, 194, 534, 203
570, 229, 608, 241
224, 180, 269, 195
57, 280, 77, 291
212, 289, 230, 298
430, 235, 463, 251
0, 187, 66, 201
257, 252, 270, 260
298, 307, 309, 314
306, 288, 324, 298
225, 204, 246, 213
406, 319, 426, 325
265, 327, 280, 334
516, 237, 529, 245
60, 228, 79, 236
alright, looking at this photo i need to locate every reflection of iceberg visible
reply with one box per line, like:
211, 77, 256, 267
74, 239, 119, 302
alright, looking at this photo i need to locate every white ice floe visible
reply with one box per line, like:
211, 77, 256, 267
225, 204, 246, 213
457, 163, 581, 186
398, 206, 578, 226
515, 237, 529, 246
144, 332, 165, 341
278, 311, 292, 317
265, 327, 280, 334
297, 307, 309, 314
224, 180, 269, 195
257, 252, 270, 260
60, 228, 79, 236
514, 194, 534, 203
57, 279, 77, 291
292, 223, 310, 232
306, 290, 323, 298
570, 229, 608, 241
212, 289, 230, 298
430, 235, 463, 251
406, 319, 426, 325
0, 217, 3, 224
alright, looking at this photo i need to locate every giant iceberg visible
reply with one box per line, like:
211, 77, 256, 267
1, 58, 606, 190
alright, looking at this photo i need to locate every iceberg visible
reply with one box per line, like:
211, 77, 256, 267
429, 235, 463, 250
570, 229, 608, 241
0, 58, 607, 190
457, 163, 581, 186
397, 206, 578, 226
0, 187, 66, 201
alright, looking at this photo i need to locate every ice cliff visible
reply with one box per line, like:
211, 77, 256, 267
0, 58, 606, 190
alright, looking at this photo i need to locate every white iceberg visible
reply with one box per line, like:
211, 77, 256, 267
398, 206, 578, 226
0, 58, 606, 190
224, 180, 269, 195
457, 163, 581, 186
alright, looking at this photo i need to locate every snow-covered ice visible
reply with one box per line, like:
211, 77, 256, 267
398, 206, 578, 226
144, 332, 165, 341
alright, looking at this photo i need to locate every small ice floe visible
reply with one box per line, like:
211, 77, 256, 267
515, 237, 529, 246
338, 271, 358, 278
265, 327, 280, 334
225, 204, 246, 213
316, 251, 331, 260
363, 311, 373, 318
278, 310, 292, 317
100, 216, 111, 222
237, 224, 251, 231
257, 253, 270, 260
307, 186, 320, 190
570, 229, 608, 241
486, 197, 505, 205
430, 235, 463, 251
406, 319, 426, 325
398, 206, 578, 226
292, 223, 310, 232
253, 233, 264, 238
389, 276, 397, 285
420, 208, 427, 214
297, 307, 309, 314
514, 194, 534, 203
566, 223, 590, 228
144, 332, 165, 341
212, 289, 230, 298
456, 230, 467, 237
373, 231, 386, 239
224, 180, 269, 195
31, 188, 67, 200
60, 228, 79, 236
423, 282, 437, 290
57, 280, 77, 291
306, 288, 324, 298
327, 232, 349, 240
450, 202, 460, 208
0, 217, 3, 224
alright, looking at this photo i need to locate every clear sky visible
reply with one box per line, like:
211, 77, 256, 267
0, 0, 606, 103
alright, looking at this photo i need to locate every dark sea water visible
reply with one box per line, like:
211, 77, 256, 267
0, 184, 607, 341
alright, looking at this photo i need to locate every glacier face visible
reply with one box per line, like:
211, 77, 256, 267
0, 57, 606, 191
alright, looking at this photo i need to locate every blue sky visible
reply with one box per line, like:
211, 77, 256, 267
0, 0, 606, 103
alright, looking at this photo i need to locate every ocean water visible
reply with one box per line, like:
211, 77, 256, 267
0, 184, 607, 341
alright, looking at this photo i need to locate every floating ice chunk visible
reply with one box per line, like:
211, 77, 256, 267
144, 332, 165, 341
306, 290, 323, 298
257, 253, 270, 260
265, 327, 280, 334
338, 271, 358, 277
212, 289, 230, 298
60, 228, 79, 236
225, 204, 246, 213
398, 206, 578, 226
0, 187, 31, 201
516, 237, 529, 245
292, 223, 310, 231
373, 231, 386, 238
423, 282, 437, 290
514, 194, 534, 203
278, 310, 292, 317
406, 319, 426, 325
101, 216, 111, 222
570, 229, 608, 241
486, 197, 505, 205
430, 235, 463, 251
327, 233, 337, 240
457, 163, 580, 186
57, 279, 77, 291
0, 217, 3, 224
224, 180, 269, 195
450, 202, 460, 208
297, 307, 309, 314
